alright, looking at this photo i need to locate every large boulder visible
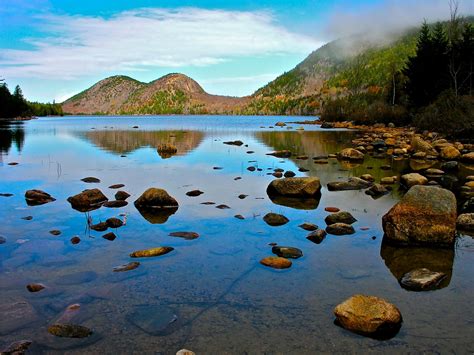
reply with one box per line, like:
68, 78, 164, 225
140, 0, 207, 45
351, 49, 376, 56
267, 177, 322, 210
382, 186, 457, 246
327, 177, 372, 191
440, 146, 461, 160
134, 188, 179, 224
410, 136, 437, 155
456, 213, 474, 231
25, 189, 56, 206
400, 173, 428, 188
67, 189, 108, 212
334, 294, 402, 338
337, 148, 364, 161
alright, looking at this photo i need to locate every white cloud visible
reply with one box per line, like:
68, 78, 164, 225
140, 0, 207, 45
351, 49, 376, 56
0, 8, 321, 79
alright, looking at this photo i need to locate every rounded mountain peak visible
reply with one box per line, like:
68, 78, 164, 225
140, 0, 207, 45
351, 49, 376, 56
151, 73, 206, 94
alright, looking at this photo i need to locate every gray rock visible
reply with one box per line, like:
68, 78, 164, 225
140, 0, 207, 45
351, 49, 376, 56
306, 229, 327, 244
400, 268, 447, 291
327, 177, 372, 191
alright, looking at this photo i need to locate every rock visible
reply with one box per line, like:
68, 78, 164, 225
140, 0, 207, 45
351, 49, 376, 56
134, 188, 178, 209
103, 200, 128, 208
127, 305, 179, 336
216, 204, 230, 209
327, 177, 372, 191
81, 177, 100, 183
90, 222, 108, 232
130, 247, 174, 258
169, 232, 199, 240
299, 223, 318, 231
223, 140, 244, 146
21, 216, 32, 221
102, 232, 116, 241
271, 246, 303, 259
26, 283, 45, 292
213, 166, 223, 170
48, 324, 92, 338
113, 262, 140, 272
411, 136, 436, 155
67, 189, 108, 212
234, 214, 245, 220
0, 236, 6, 244
157, 144, 177, 159
425, 168, 444, 176
284, 171, 296, 178
334, 295, 402, 338
263, 213, 289, 226
325, 207, 340, 212
238, 194, 248, 199
24, 189, 56, 206
337, 148, 364, 161
176, 349, 195, 355
106, 218, 123, 228
325, 211, 357, 225
115, 190, 131, 201
70, 236, 81, 244
399, 268, 447, 291
382, 186, 457, 246
326, 223, 355, 235
321, 122, 334, 129
380, 177, 396, 185
0, 299, 38, 335
401, 173, 428, 188
440, 146, 461, 160
49, 230, 61, 236
360, 174, 374, 182
461, 152, 474, 164
365, 184, 389, 198
456, 213, 474, 231
108, 184, 125, 189
266, 177, 321, 198
0, 193, 13, 197
186, 190, 204, 197
0, 339, 32, 354
260, 256, 292, 269
272, 172, 283, 178
307, 229, 327, 244
267, 150, 291, 158
247, 166, 256, 172
441, 161, 458, 171
275, 121, 286, 127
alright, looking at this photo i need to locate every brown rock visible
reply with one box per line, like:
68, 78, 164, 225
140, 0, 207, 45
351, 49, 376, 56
24, 190, 56, 206
260, 256, 292, 269
338, 148, 364, 161
130, 247, 174, 258
67, 189, 108, 212
401, 173, 428, 188
266, 177, 321, 197
26, 283, 45, 293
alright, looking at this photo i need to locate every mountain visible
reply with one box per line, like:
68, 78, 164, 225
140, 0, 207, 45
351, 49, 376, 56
62, 73, 250, 115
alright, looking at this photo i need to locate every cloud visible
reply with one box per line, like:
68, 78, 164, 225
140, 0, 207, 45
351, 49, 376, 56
0, 8, 322, 79
325, 0, 474, 40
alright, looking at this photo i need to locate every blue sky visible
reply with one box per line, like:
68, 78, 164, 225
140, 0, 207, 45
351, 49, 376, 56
1, 0, 472, 102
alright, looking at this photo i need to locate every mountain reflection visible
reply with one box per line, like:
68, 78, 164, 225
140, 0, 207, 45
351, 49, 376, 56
84, 130, 204, 156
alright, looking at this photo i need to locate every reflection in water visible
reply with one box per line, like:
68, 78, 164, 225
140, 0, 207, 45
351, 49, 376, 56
0, 122, 25, 156
267, 192, 321, 210
84, 130, 204, 156
135, 206, 179, 224
380, 238, 454, 291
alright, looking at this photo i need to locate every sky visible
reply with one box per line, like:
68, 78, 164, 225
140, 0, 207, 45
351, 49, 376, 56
1, 0, 473, 102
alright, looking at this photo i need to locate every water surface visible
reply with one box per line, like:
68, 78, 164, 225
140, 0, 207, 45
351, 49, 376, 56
1, 116, 473, 353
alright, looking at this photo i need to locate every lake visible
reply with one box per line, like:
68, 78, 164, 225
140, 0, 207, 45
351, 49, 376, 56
0, 116, 473, 353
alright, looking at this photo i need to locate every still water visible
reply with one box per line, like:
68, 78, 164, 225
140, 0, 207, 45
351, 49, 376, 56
0, 116, 473, 353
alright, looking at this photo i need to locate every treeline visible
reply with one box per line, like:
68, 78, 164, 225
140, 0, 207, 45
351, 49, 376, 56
0, 80, 63, 118
321, 8, 474, 137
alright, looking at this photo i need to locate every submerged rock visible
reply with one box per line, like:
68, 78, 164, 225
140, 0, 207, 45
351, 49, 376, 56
108, 184, 125, 189
127, 305, 179, 336
260, 256, 292, 269
263, 213, 289, 226
0, 339, 32, 354
326, 223, 355, 235
47, 323, 92, 338
103, 200, 128, 208
0, 236, 6, 244
106, 218, 123, 229
24, 190, 56, 206
26, 283, 45, 293
325, 211, 357, 225
130, 247, 174, 258
0, 298, 38, 335
67, 189, 108, 212
399, 268, 447, 291
90, 222, 108, 232
113, 262, 140, 272
382, 185, 456, 246
271, 246, 303, 259
327, 177, 372, 191
169, 232, 199, 240
267, 150, 291, 158
334, 294, 402, 338
365, 184, 389, 198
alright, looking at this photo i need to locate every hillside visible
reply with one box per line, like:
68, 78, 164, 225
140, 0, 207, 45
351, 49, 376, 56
62, 73, 250, 115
